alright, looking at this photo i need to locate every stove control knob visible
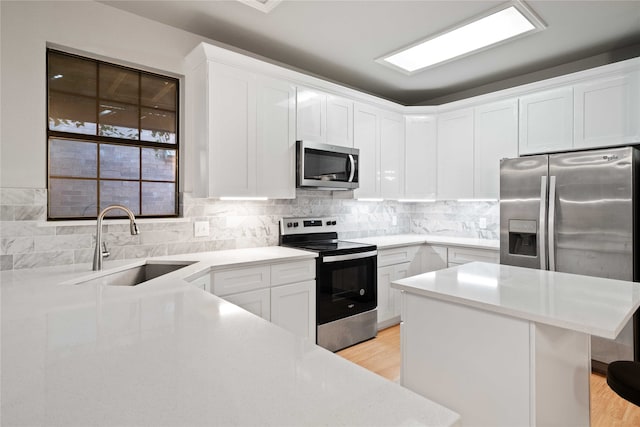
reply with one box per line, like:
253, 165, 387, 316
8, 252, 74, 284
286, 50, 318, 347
326, 220, 331, 226
331, 221, 337, 225
293, 222, 299, 227
287, 222, 293, 228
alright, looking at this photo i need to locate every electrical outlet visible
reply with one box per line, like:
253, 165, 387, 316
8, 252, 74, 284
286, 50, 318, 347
479, 218, 487, 229
194, 221, 210, 237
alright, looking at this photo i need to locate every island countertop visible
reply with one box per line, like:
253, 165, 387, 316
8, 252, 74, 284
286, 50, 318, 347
391, 262, 640, 339
1, 247, 460, 427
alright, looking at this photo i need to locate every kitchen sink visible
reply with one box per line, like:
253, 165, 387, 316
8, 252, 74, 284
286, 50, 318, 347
73, 262, 195, 287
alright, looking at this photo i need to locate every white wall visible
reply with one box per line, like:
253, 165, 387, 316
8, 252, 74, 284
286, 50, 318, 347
0, 0, 215, 190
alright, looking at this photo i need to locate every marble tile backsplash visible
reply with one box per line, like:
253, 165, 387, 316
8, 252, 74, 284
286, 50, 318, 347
0, 188, 498, 270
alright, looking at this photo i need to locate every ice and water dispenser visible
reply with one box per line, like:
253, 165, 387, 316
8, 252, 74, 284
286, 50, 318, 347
508, 219, 537, 257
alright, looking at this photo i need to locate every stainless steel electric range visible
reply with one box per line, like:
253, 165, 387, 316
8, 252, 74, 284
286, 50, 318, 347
279, 217, 377, 352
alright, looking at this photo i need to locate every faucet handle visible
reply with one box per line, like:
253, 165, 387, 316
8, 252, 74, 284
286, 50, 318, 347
101, 242, 111, 258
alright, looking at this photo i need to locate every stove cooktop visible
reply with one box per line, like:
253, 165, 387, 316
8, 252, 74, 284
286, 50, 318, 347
279, 217, 376, 256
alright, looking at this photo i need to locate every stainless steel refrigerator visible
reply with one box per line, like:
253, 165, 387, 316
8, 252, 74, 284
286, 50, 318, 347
500, 146, 639, 372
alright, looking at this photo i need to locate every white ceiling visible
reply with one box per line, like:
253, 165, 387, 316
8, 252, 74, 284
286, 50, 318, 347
101, 0, 640, 105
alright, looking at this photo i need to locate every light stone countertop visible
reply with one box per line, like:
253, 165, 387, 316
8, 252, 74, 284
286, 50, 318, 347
1, 246, 460, 427
347, 234, 499, 251
392, 261, 640, 339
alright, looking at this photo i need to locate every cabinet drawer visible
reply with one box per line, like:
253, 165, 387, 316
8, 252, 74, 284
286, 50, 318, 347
447, 247, 499, 265
212, 265, 270, 297
271, 260, 315, 286
378, 245, 419, 267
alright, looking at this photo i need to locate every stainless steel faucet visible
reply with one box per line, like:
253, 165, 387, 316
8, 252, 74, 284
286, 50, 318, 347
92, 205, 139, 271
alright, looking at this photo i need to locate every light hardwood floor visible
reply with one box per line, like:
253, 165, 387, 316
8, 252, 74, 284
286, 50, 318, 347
337, 325, 640, 427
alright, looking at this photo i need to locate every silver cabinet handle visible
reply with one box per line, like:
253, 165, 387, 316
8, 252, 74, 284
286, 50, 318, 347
548, 176, 557, 271
347, 154, 356, 183
539, 176, 547, 270
322, 250, 377, 263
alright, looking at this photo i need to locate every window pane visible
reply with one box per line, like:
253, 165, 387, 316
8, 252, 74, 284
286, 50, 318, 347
140, 108, 176, 143
49, 139, 97, 178
141, 74, 176, 111
48, 52, 96, 97
99, 64, 138, 104
100, 144, 139, 179
49, 92, 97, 135
142, 182, 175, 215
98, 101, 139, 139
142, 148, 176, 181
100, 181, 140, 216
49, 178, 97, 218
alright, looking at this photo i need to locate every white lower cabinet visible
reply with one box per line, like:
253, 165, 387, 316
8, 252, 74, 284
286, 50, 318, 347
377, 262, 410, 329
210, 259, 316, 340
447, 246, 499, 267
224, 288, 271, 320
418, 245, 448, 272
271, 280, 316, 341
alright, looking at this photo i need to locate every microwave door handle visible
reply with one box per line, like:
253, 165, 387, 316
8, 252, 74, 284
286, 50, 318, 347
347, 154, 355, 182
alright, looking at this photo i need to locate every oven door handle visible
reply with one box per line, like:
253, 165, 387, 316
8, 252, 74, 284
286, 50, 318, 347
322, 250, 377, 263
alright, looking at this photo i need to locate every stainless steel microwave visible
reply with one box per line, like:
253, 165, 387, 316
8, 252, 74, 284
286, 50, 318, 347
296, 141, 359, 190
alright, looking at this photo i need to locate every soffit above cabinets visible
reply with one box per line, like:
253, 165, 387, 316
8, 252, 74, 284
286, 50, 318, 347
100, 0, 640, 105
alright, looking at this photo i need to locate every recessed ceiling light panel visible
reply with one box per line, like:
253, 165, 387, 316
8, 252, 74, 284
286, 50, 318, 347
377, 0, 545, 75
237, 0, 282, 14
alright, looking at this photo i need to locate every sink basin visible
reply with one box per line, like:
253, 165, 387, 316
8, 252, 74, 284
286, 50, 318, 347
74, 262, 195, 287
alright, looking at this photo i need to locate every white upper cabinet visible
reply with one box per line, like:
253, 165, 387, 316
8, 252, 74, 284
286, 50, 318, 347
326, 95, 354, 147
186, 57, 295, 199
574, 72, 640, 149
354, 103, 381, 199
209, 63, 256, 197
380, 111, 405, 199
437, 109, 474, 200
256, 76, 296, 199
519, 87, 573, 155
405, 115, 437, 200
474, 99, 519, 200
296, 87, 353, 147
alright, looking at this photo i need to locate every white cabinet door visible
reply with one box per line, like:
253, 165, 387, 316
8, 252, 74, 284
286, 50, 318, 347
437, 109, 474, 200
271, 280, 316, 341
354, 103, 381, 199
519, 87, 573, 155
210, 62, 257, 197
377, 262, 410, 329
296, 88, 353, 147
296, 87, 326, 143
224, 288, 271, 321
256, 76, 296, 199
417, 245, 448, 273
380, 111, 405, 199
405, 115, 437, 200
326, 94, 353, 147
574, 72, 640, 149
474, 99, 519, 200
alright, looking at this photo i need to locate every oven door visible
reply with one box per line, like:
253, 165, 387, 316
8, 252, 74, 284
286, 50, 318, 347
297, 140, 359, 190
316, 250, 377, 325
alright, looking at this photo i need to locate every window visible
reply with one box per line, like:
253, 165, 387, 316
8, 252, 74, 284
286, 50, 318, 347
47, 49, 179, 219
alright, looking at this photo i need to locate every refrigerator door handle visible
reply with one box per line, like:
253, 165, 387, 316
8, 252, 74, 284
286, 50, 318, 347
548, 176, 557, 271
539, 176, 548, 270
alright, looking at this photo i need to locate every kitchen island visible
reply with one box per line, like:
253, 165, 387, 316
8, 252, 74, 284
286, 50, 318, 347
1, 247, 460, 427
392, 262, 640, 427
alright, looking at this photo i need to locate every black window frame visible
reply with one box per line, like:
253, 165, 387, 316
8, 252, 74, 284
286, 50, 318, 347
46, 48, 180, 220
